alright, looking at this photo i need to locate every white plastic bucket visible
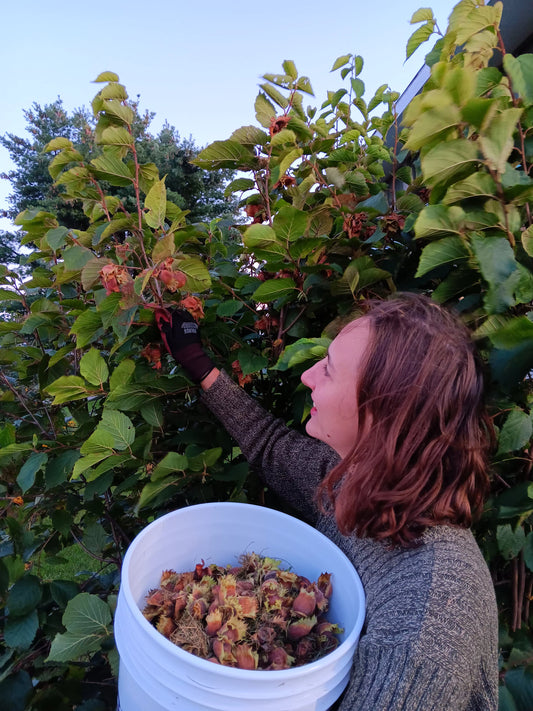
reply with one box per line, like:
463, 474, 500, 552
115, 502, 365, 711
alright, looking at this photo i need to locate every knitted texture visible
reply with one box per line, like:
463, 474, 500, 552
202, 371, 498, 710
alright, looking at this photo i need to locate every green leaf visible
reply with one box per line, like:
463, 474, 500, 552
479, 108, 523, 174
45, 226, 70, 251
4, 611, 38, 651
503, 668, 533, 711
45, 376, 90, 405
230, 125, 269, 146
497, 524, 525, 560
350, 78, 365, 100
331, 54, 351, 72
487, 316, 533, 349
7, 576, 42, 617
90, 152, 134, 186
101, 100, 134, 125
152, 232, 175, 262
144, 177, 167, 229
81, 257, 113, 290
216, 300, 243, 317
140, 401, 164, 428
62, 244, 94, 271
414, 205, 465, 240
94, 71, 119, 82
137, 476, 182, 510
99, 125, 134, 147
521, 225, 533, 258
109, 359, 135, 390
151, 452, 188, 481
503, 53, 533, 107
406, 21, 435, 60
44, 137, 74, 152
252, 278, 297, 303
273, 338, 331, 371
70, 310, 103, 349
497, 409, 533, 454
421, 139, 479, 187
442, 172, 497, 204
99, 410, 135, 451
495, 482, 533, 520
223, 177, 255, 197
470, 234, 518, 312
254, 93, 276, 128
175, 256, 211, 292
238, 349, 268, 376
415, 236, 469, 278
243, 224, 283, 253
404, 105, 461, 152
63, 592, 111, 635
273, 205, 308, 243
260, 83, 289, 110
16, 452, 48, 493
80, 348, 109, 387
410, 7, 434, 23
192, 140, 256, 170
47, 631, 103, 662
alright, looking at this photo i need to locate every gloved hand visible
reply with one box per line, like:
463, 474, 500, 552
155, 308, 215, 384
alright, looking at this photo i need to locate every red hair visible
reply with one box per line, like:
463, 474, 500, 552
318, 293, 493, 547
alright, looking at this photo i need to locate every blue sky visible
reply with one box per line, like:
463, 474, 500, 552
0, 0, 458, 230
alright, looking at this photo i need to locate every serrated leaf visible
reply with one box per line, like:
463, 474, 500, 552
45, 226, 70, 251
44, 137, 74, 153
443, 172, 497, 204
47, 630, 103, 662
144, 177, 167, 229
238, 349, 268, 376
94, 71, 120, 83
7, 576, 42, 617
479, 108, 523, 175
152, 232, 175, 262
522, 225, 533, 258
421, 138, 479, 187
4, 611, 38, 651
273, 205, 308, 243
151, 452, 188, 481
81, 257, 113, 290
415, 236, 469, 277
406, 21, 435, 60
90, 152, 134, 186
141, 401, 164, 428
503, 54, 533, 107
414, 205, 466, 240
273, 338, 331, 371
230, 125, 269, 146
99, 410, 135, 451
62, 244, 94, 271
70, 310, 104, 349
254, 93, 276, 128
331, 54, 351, 72
404, 104, 461, 152
45, 376, 90, 405
16, 452, 48, 493
174, 256, 211, 292
101, 100, 134, 125
109, 359, 136, 390
99, 125, 134, 147
80, 348, 109, 387
497, 409, 533, 454
252, 277, 297, 303
410, 7, 434, 23
497, 524, 525, 560
223, 177, 255, 197
192, 140, 256, 170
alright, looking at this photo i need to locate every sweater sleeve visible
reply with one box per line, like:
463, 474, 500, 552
338, 639, 483, 711
201, 370, 340, 521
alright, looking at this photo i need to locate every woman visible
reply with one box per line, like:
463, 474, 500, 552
157, 293, 498, 711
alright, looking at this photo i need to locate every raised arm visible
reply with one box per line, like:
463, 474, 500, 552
201, 369, 339, 521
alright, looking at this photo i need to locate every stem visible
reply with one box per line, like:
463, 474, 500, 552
512, 556, 519, 631
279, 306, 307, 338
0, 371, 51, 438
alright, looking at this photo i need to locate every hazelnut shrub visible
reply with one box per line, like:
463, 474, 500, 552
1, 1, 533, 706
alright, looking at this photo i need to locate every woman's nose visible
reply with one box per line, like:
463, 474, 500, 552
301, 360, 320, 389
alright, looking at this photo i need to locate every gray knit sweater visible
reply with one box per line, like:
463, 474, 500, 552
201, 371, 499, 711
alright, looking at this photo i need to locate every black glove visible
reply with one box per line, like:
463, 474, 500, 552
155, 308, 215, 384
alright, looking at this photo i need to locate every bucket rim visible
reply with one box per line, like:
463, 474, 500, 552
118, 502, 365, 681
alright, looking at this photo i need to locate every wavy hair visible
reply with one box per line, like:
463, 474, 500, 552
317, 293, 493, 547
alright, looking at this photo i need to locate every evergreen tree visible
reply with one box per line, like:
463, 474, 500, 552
1, 99, 236, 228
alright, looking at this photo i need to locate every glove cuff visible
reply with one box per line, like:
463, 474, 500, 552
174, 343, 215, 384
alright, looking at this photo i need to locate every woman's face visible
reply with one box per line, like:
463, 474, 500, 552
301, 319, 372, 458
